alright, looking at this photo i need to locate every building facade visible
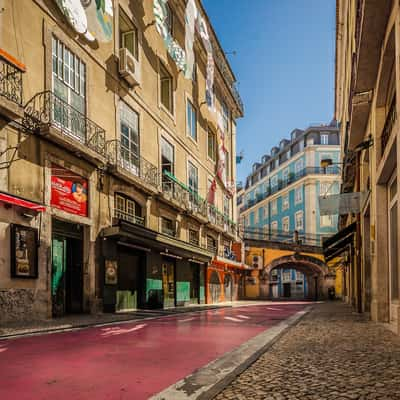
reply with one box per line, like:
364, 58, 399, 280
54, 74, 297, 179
0, 0, 244, 322
333, 0, 400, 334
239, 124, 341, 299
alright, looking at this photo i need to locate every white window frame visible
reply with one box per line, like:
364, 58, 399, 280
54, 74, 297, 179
295, 187, 303, 204
321, 134, 329, 145
282, 216, 290, 232
320, 214, 333, 227
271, 175, 278, 187
186, 99, 197, 141
295, 211, 303, 230
295, 159, 304, 173
282, 195, 289, 210
271, 199, 278, 215
271, 220, 278, 233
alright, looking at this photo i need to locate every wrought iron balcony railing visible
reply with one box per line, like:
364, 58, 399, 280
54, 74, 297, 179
381, 96, 396, 156
162, 172, 190, 208
242, 166, 341, 211
107, 140, 159, 190
24, 91, 106, 156
113, 208, 145, 226
0, 56, 23, 106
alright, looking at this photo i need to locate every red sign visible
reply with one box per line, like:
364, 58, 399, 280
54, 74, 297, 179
51, 164, 88, 217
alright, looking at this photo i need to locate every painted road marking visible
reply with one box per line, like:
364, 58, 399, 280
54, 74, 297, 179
178, 317, 195, 323
0, 345, 7, 353
224, 317, 243, 322
267, 307, 281, 311
236, 315, 250, 319
100, 324, 147, 337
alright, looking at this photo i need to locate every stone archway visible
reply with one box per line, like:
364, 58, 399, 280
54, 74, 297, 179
262, 254, 328, 300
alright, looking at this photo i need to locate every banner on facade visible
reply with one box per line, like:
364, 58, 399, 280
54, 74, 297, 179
319, 192, 368, 215
51, 164, 88, 217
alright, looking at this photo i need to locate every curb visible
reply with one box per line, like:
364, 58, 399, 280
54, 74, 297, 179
150, 305, 313, 400
0, 305, 231, 341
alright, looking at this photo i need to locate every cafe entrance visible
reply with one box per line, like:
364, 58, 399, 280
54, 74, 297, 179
51, 219, 84, 317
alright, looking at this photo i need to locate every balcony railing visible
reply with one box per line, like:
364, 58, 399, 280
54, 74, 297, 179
242, 166, 341, 211
114, 208, 145, 226
107, 140, 159, 190
24, 91, 106, 156
0, 57, 23, 105
381, 96, 397, 156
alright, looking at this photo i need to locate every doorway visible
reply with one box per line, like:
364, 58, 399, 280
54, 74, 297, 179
283, 282, 291, 298
224, 274, 233, 302
388, 173, 399, 326
52, 220, 83, 317
162, 261, 175, 308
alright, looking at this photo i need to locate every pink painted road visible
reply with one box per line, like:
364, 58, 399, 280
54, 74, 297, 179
0, 302, 308, 400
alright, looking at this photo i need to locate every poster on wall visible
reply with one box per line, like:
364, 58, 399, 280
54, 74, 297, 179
105, 260, 118, 285
51, 164, 88, 217
11, 224, 38, 278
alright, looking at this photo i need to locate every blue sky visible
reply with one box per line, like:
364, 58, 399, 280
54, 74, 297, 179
203, 0, 336, 183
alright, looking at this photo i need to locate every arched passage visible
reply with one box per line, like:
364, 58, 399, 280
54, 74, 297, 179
262, 254, 328, 300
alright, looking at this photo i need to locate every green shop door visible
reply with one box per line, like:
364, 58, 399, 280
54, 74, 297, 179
52, 238, 66, 317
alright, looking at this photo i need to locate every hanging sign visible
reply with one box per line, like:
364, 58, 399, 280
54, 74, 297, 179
51, 164, 88, 217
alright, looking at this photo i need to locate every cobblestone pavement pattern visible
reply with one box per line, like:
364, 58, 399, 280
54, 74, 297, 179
215, 302, 400, 400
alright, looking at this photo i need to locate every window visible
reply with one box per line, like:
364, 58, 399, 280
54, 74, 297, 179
296, 271, 303, 281
115, 193, 143, 225
188, 161, 198, 199
307, 136, 314, 146
299, 140, 304, 151
282, 271, 291, 282
271, 199, 278, 215
207, 235, 217, 252
165, 2, 173, 35
189, 229, 199, 246
224, 196, 230, 217
271, 220, 278, 233
119, 9, 138, 59
271, 175, 278, 188
295, 187, 302, 204
207, 129, 216, 161
187, 100, 197, 140
162, 217, 175, 236
283, 169, 289, 183
320, 182, 331, 196
282, 216, 290, 232
161, 137, 174, 190
160, 63, 173, 113
321, 134, 329, 145
120, 102, 140, 174
282, 195, 289, 210
295, 159, 304, 174
295, 211, 303, 230
221, 101, 229, 132
52, 36, 86, 137
320, 215, 333, 227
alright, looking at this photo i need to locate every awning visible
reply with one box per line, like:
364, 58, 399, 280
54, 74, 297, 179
0, 192, 46, 212
323, 222, 356, 262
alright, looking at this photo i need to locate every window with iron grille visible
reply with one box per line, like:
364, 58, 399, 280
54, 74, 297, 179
207, 235, 217, 252
189, 229, 199, 246
114, 193, 142, 225
120, 102, 140, 173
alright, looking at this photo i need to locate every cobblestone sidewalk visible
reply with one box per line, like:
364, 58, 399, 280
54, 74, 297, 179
215, 302, 400, 400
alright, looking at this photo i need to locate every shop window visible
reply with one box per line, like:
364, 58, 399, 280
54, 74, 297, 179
11, 225, 38, 278
114, 193, 143, 225
189, 229, 199, 246
160, 63, 173, 113
119, 9, 138, 59
161, 217, 175, 237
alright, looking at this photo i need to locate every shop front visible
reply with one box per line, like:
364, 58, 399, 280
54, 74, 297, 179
100, 220, 212, 311
206, 256, 248, 304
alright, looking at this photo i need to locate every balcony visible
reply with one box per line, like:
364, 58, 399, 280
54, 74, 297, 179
242, 166, 341, 211
107, 140, 159, 193
0, 54, 24, 119
113, 208, 145, 227
23, 91, 106, 164
381, 96, 396, 156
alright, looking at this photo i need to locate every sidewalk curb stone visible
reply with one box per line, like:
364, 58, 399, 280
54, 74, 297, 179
150, 305, 313, 400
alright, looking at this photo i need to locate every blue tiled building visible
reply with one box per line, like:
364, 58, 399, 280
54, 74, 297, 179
239, 122, 341, 298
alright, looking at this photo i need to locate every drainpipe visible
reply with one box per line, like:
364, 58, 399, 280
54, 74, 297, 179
355, 152, 362, 313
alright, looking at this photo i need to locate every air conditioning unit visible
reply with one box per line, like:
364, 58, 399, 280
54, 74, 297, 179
252, 255, 263, 269
119, 48, 141, 87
